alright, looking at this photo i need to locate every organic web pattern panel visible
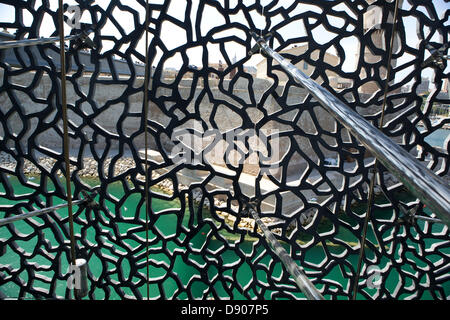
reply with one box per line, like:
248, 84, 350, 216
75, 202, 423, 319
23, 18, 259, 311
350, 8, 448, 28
0, 0, 449, 300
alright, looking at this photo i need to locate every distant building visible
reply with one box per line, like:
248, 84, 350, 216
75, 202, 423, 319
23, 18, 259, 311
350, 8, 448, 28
401, 84, 411, 93
358, 2, 402, 95
208, 60, 226, 79
230, 54, 237, 78
244, 66, 257, 76
436, 79, 450, 112
442, 78, 449, 94
162, 67, 178, 79
417, 78, 430, 95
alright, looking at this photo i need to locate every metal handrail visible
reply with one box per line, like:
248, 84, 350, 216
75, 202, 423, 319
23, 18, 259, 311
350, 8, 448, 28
250, 32, 450, 227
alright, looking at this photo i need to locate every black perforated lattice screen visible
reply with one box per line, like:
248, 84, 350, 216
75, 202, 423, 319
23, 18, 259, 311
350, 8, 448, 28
0, 0, 449, 300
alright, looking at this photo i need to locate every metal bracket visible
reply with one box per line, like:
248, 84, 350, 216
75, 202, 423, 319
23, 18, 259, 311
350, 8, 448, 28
240, 196, 262, 218
248, 31, 274, 58
421, 42, 449, 70
396, 203, 443, 225
396, 203, 418, 225
69, 24, 97, 51
79, 189, 100, 210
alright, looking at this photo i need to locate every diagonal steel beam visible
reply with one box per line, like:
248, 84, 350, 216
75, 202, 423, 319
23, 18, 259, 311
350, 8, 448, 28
250, 32, 450, 226
246, 202, 325, 300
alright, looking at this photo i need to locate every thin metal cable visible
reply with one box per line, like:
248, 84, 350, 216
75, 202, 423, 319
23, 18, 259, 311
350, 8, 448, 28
143, 0, 151, 300
58, 0, 79, 300
352, 0, 401, 300
0, 34, 80, 50
57, 0, 77, 268
259, 4, 265, 54
0, 199, 85, 227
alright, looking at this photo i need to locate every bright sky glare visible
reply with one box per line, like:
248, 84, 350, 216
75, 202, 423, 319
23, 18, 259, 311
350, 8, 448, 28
0, 0, 448, 86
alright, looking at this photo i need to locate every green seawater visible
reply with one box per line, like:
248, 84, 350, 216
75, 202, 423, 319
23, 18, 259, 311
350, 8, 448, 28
0, 175, 449, 300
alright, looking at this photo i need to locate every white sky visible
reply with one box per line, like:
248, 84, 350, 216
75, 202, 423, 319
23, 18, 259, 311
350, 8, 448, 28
0, 0, 448, 86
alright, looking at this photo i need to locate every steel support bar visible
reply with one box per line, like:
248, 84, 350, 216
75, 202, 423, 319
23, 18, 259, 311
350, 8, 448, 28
0, 199, 84, 227
251, 33, 450, 226
413, 215, 443, 223
0, 34, 80, 50
247, 205, 325, 300
398, 203, 444, 224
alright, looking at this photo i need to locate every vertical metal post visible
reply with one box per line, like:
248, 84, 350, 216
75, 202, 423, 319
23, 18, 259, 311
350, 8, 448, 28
143, 0, 151, 300
73, 258, 89, 298
58, 0, 77, 267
